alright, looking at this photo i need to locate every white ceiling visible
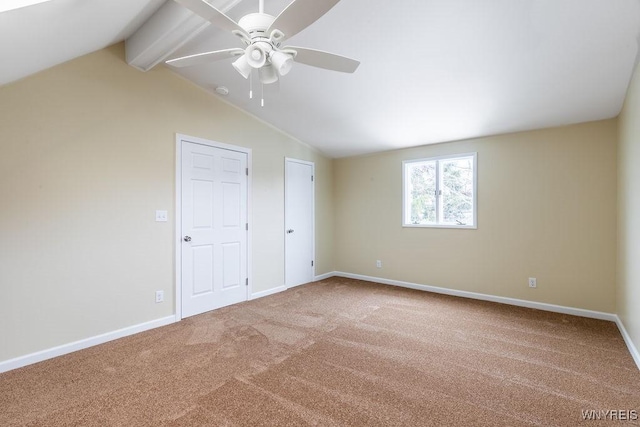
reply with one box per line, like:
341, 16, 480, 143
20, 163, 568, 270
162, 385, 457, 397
0, 0, 165, 86
2, 1, 640, 158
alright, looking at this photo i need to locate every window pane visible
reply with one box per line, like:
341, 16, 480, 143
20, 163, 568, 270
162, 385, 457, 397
441, 157, 474, 225
408, 161, 436, 224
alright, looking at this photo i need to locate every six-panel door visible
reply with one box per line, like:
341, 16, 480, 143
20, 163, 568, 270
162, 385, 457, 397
181, 142, 248, 318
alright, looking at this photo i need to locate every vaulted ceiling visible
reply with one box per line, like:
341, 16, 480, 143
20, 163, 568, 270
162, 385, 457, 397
2, 0, 639, 157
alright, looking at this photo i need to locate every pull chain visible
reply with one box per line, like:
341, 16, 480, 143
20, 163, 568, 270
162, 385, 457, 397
261, 82, 265, 107
249, 71, 253, 99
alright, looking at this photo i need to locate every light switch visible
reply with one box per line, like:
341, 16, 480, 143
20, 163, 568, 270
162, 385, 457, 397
155, 210, 168, 222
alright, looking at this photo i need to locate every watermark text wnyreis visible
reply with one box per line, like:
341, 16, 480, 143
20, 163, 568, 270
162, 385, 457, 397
581, 410, 637, 421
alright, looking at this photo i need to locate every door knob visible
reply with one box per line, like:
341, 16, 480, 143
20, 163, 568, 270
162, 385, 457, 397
183, 236, 192, 242
286, 229, 294, 234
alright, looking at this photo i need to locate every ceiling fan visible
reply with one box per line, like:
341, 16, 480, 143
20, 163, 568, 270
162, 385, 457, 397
166, 0, 360, 85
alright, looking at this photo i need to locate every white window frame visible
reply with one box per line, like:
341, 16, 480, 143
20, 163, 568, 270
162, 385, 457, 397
402, 152, 477, 229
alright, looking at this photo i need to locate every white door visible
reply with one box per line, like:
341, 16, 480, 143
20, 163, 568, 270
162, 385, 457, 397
285, 159, 314, 288
181, 141, 248, 318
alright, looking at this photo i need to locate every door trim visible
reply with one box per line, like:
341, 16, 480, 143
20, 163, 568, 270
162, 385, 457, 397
175, 134, 252, 320
284, 157, 315, 288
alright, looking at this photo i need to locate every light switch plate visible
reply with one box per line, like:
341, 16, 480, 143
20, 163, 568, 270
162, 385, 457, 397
155, 210, 168, 222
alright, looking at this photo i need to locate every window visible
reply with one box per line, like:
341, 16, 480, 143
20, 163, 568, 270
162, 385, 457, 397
403, 153, 477, 228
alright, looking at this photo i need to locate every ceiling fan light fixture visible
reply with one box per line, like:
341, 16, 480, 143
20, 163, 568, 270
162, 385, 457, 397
232, 54, 252, 79
246, 44, 268, 68
271, 51, 293, 76
259, 65, 278, 84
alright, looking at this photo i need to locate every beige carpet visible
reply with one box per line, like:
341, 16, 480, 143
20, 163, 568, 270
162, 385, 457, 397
1, 277, 638, 426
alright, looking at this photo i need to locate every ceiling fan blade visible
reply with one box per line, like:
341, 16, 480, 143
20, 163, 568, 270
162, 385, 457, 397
174, 0, 250, 40
166, 48, 244, 68
285, 46, 360, 73
267, 0, 341, 42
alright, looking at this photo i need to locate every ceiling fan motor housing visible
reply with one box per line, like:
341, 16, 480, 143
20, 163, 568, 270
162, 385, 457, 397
238, 13, 276, 38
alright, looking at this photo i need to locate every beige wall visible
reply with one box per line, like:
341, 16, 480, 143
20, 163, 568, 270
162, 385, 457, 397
0, 40, 630, 366
618, 64, 640, 354
334, 121, 618, 312
0, 44, 333, 362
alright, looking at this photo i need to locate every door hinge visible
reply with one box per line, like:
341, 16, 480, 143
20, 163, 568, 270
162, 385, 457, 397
311, 260, 314, 267
246, 223, 248, 231
246, 168, 249, 176
246, 278, 248, 286
311, 175, 314, 182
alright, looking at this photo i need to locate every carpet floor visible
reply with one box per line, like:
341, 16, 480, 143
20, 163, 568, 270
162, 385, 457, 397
1, 277, 639, 426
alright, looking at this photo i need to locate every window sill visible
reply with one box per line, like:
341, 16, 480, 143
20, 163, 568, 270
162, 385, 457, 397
402, 224, 477, 230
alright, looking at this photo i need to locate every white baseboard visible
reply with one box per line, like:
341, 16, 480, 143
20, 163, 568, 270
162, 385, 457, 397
614, 316, 640, 371
314, 272, 335, 281
0, 315, 177, 374
4, 276, 637, 374
250, 285, 287, 300
333, 272, 617, 321
2, 283, 290, 374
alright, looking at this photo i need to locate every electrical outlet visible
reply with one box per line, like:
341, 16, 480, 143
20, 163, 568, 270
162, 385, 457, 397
376, 260, 382, 268
155, 290, 164, 303
528, 278, 537, 288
